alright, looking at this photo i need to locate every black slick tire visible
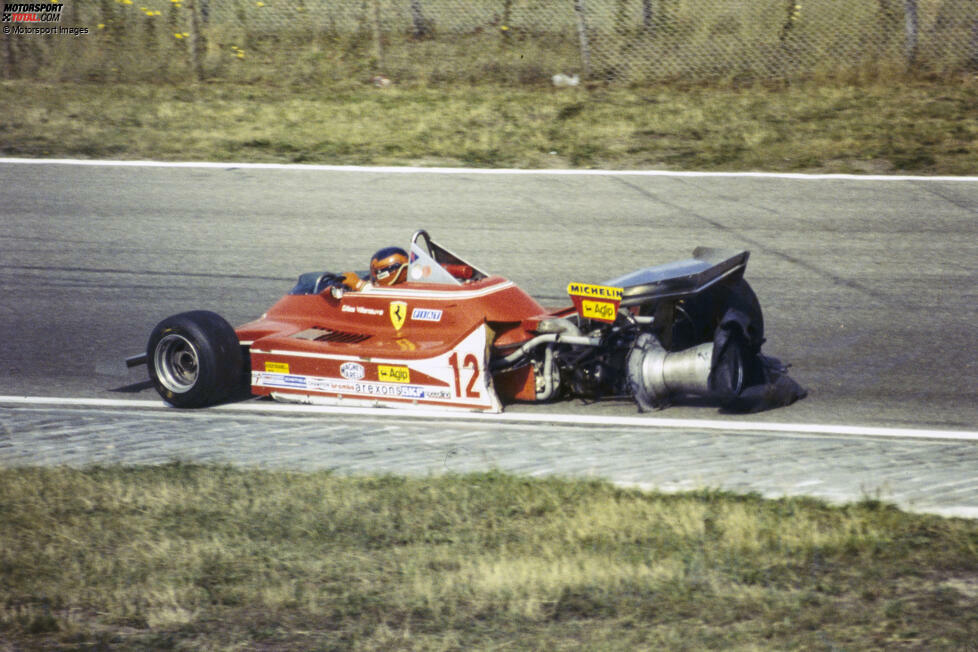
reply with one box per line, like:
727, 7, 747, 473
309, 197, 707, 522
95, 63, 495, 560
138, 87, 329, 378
146, 310, 243, 408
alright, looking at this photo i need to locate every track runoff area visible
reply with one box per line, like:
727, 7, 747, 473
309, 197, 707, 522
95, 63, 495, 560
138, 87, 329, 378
1, 395, 976, 443
3, 157, 978, 182
2, 158, 976, 443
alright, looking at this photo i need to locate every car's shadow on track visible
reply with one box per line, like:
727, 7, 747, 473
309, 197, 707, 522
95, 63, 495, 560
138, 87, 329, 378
106, 380, 259, 409
108, 380, 154, 394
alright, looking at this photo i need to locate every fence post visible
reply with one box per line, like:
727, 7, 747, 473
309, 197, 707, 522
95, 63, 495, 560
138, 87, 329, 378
372, 0, 385, 70
409, 0, 429, 39
971, 18, 978, 69
904, 0, 919, 65
574, 0, 591, 78
780, 0, 800, 44
186, 0, 204, 80
642, 0, 653, 33
2, 30, 13, 80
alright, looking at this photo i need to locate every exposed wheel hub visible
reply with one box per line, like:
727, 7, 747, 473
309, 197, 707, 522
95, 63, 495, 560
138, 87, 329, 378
154, 333, 200, 393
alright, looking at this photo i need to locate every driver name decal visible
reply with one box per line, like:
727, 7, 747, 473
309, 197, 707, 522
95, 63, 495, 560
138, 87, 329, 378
342, 304, 384, 316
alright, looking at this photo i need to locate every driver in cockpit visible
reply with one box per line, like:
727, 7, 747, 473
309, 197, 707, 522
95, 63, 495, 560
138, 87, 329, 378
337, 246, 409, 292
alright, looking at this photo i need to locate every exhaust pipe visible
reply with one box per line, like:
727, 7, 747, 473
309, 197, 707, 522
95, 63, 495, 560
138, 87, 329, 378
627, 333, 745, 411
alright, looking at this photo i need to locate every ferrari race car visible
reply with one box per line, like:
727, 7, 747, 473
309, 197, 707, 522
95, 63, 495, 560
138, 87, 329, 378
131, 230, 803, 413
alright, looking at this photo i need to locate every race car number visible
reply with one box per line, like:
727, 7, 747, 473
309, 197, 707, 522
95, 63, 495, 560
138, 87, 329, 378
448, 352, 480, 399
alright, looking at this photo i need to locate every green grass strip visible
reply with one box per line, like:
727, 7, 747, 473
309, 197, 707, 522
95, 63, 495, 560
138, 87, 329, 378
2, 79, 977, 174
1, 463, 977, 649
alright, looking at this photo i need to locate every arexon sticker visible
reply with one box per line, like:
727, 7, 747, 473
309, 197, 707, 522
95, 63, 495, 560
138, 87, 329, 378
411, 308, 442, 322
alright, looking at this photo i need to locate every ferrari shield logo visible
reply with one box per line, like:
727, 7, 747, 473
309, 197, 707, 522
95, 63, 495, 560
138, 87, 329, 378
389, 301, 407, 330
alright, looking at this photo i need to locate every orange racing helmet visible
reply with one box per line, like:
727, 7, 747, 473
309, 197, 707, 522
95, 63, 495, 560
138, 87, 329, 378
369, 246, 409, 286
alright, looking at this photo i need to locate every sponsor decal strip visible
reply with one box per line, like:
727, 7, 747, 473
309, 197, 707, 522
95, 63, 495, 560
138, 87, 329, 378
253, 370, 447, 401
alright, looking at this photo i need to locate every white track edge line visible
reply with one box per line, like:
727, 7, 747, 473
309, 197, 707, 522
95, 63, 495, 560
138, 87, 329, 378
1, 395, 975, 441
1, 157, 976, 182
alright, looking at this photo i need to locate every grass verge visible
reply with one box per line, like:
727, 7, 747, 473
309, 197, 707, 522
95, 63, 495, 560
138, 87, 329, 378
1, 463, 977, 649
1, 78, 977, 174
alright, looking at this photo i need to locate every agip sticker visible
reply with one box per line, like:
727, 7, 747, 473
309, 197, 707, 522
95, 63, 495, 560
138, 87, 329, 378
378, 365, 410, 383
581, 299, 617, 322
566, 282, 623, 324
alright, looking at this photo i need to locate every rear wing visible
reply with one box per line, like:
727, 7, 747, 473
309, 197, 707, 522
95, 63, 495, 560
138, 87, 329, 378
603, 248, 749, 307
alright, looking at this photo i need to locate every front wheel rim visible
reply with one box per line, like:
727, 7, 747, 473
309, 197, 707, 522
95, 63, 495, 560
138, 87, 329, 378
154, 333, 199, 393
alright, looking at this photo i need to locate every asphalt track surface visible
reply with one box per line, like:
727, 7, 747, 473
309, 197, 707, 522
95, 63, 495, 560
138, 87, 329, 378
1, 160, 976, 512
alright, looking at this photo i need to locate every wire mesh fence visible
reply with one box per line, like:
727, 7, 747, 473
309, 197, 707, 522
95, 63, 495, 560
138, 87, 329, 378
3, 0, 977, 83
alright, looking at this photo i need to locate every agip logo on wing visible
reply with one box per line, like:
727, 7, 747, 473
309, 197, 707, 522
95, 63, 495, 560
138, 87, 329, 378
566, 282, 623, 324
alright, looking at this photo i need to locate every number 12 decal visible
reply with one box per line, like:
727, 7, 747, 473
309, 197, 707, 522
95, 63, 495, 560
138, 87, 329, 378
448, 352, 481, 399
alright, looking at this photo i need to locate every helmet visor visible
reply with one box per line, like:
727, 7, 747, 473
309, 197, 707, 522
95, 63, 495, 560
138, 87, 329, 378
373, 261, 404, 283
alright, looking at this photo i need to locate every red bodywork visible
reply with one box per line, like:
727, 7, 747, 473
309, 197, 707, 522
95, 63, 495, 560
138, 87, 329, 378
235, 275, 554, 412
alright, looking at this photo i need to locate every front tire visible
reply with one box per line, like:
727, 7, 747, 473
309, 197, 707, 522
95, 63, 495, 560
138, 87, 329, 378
147, 310, 243, 408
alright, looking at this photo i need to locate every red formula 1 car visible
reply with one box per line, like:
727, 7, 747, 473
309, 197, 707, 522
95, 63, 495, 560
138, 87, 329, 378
131, 230, 803, 413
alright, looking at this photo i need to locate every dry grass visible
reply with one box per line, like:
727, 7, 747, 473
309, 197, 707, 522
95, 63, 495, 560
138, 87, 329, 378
1, 464, 977, 649
2, 76, 977, 174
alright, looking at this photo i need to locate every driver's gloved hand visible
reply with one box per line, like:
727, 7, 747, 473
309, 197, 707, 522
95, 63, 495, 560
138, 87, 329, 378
313, 272, 345, 293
